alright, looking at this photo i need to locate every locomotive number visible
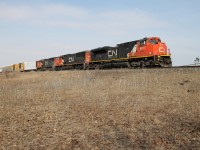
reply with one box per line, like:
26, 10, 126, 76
108, 49, 117, 57
69, 57, 74, 62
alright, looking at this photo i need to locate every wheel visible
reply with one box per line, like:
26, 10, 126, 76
126, 61, 132, 69
83, 63, 90, 70
94, 64, 100, 70
140, 61, 145, 68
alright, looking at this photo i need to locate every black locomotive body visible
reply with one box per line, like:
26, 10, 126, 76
39, 57, 54, 70
89, 40, 137, 68
61, 51, 87, 69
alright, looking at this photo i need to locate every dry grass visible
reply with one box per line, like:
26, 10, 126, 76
0, 68, 200, 149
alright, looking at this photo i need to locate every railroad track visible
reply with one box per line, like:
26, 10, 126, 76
172, 65, 200, 68
98, 65, 200, 71
1, 65, 200, 73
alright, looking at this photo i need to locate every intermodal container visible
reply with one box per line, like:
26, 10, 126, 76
2, 65, 14, 72
23, 62, 36, 71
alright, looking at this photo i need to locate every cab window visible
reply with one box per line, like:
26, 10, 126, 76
140, 40, 146, 46
149, 39, 158, 44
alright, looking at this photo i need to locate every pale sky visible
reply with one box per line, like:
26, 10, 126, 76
0, 0, 199, 66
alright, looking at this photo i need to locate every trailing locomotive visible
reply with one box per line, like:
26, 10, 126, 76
36, 51, 91, 70
1, 37, 172, 72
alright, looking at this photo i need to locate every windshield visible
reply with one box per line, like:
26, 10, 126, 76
149, 39, 158, 44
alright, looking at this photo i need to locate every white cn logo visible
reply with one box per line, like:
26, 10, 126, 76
108, 49, 117, 57
159, 47, 165, 52
69, 57, 74, 62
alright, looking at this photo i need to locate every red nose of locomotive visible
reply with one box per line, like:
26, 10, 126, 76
150, 37, 170, 56
158, 42, 170, 55
151, 37, 172, 67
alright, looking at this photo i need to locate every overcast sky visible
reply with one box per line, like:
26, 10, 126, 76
0, 0, 199, 66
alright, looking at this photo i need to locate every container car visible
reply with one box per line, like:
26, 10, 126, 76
13, 63, 24, 72
1, 65, 14, 72
23, 62, 36, 71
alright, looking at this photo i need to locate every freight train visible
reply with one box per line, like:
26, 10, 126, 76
0, 37, 172, 72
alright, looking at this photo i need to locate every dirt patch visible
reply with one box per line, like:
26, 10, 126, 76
0, 68, 200, 149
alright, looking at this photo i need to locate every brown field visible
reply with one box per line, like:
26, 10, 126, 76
0, 68, 200, 150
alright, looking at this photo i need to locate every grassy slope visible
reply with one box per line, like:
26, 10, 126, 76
0, 68, 200, 149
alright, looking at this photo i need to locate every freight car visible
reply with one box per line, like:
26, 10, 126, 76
13, 63, 24, 72
23, 62, 36, 71
1, 62, 36, 72
1, 65, 14, 72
